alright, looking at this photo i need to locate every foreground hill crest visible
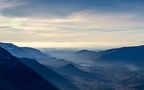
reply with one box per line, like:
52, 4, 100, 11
0, 46, 59, 90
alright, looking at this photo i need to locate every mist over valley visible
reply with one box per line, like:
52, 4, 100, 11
0, 42, 144, 90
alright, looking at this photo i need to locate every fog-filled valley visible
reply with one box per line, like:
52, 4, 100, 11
39, 47, 144, 90
0, 42, 144, 90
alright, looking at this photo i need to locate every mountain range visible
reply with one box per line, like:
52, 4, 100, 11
1, 42, 144, 90
0, 42, 51, 61
0, 46, 59, 90
0, 42, 78, 66
75, 45, 144, 64
0, 42, 79, 90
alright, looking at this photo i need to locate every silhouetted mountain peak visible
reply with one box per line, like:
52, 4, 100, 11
77, 49, 90, 53
58, 63, 97, 80
76, 49, 97, 55
64, 63, 76, 68
58, 59, 67, 62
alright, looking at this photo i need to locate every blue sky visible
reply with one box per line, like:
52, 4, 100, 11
0, 0, 144, 48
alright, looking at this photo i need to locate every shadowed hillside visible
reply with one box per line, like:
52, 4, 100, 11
19, 58, 80, 90
0, 46, 59, 90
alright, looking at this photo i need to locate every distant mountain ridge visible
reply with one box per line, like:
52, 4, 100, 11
95, 45, 144, 62
0, 42, 28, 57
0, 42, 50, 60
75, 45, 144, 63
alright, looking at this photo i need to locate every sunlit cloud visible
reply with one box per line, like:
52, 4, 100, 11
15, 10, 144, 31
0, 10, 144, 44
1, 10, 144, 33
0, 0, 144, 48
10, 18, 21, 29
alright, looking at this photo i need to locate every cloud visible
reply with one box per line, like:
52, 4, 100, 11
0, 0, 144, 46
3, 0, 144, 18
125, 64, 139, 71
14, 10, 144, 32
0, 0, 22, 11
0, 9, 144, 44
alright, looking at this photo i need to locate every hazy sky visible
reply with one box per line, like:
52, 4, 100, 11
0, 0, 144, 48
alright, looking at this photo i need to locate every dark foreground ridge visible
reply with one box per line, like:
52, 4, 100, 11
19, 58, 80, 90
0, 46, 59, 90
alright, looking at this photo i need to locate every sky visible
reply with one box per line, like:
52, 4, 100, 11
0, 0, 144, 49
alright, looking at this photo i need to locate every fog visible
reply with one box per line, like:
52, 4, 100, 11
39, 48, 141, 72
39, 48, 94, 64
37, 48, 144, 90
125, 64, 139, 71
